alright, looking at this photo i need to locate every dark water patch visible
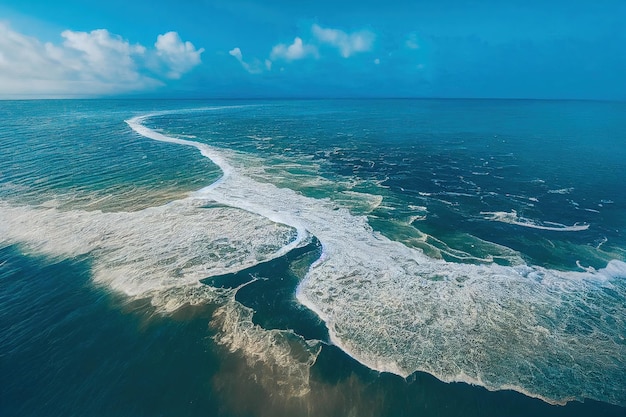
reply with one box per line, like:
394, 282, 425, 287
202, 237, 328, 342
200, 237, 321, 289
0, 245, 223, 417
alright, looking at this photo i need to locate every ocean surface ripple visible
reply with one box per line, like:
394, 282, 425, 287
127, 110, 625, 406
1, 106, 624, 407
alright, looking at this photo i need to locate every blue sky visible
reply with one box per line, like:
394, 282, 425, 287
0, 0, 624, 99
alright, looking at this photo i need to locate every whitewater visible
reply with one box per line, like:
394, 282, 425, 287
2, 108, 625, 407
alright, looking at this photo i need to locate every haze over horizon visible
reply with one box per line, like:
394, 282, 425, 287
1, 0, 624, 100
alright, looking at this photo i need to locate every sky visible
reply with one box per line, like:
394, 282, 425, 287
0, 0, 624, 99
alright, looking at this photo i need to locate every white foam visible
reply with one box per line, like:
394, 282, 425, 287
481, 210, 590, 231
548, 187, 574, 194
3, 107, 624, 406
0, 199, 300, 311
336, 190, 384, 213
126, 110, 625, 406
211, 291, 322, 397
127, 114, 235, 188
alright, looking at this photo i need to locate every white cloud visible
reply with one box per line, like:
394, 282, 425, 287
270, 37, 318, 61
228, 47, 243, 61
312, 24, 375, 58
155, 31, 204, 79
228, 46, 264, 74
0, 23, 203, 98
262, 24, 375, 68
61, 29, 147, 82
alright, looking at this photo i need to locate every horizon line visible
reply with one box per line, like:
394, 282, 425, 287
1, 96, 624, 103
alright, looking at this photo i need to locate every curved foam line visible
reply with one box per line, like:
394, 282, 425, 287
125, 114, 311, 264
126, 108, 626, 407
126, 114, 234, 189
481, 210, 590, 231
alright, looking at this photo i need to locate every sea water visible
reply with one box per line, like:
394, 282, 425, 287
1, 99, 625, 416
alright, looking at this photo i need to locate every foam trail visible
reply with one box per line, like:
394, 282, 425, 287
126, 114, 309, 250
481, 210, 590, 231
4, 108, 623, 406
0, 204, 321, 398
0, 200, 300, 309
211, 289, 322, 397
127, 114, 234, 189
548, 187, 574, 194
123, 111, 626, 406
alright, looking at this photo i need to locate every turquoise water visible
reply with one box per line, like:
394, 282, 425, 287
1, 99, 625, 416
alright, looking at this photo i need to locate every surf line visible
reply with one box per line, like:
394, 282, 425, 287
126, 113, 234, 190
126, 110, 626, 407
125, 112, 312, 266
126, 111, 368, 377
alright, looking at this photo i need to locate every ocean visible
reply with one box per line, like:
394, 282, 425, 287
1, 99, 625, 417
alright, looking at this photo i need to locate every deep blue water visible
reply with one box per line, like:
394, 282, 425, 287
1, 99, 625, 416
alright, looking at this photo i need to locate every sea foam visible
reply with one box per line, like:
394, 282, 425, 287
2, 108, 624, 406
481, 210, 590, 231
128, 111, 625, 406
0, 200, 298, 305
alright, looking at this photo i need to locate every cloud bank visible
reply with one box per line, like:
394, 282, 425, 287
229, 24, 375, 75
0, 23, 203, 98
